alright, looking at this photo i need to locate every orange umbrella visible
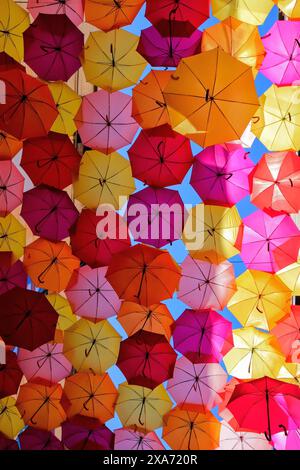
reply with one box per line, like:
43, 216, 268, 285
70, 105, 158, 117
0, 131, 22, 161
24, 239, 80, 292
63, 371, 117, 422
132, 70, 172, 129
85, 0, 145, 31
16, 382, 66, 431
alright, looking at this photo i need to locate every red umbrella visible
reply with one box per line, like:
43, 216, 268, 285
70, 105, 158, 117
0, 252, 27, 295
0, 161, 24, 217
117, 330, 177, 389
128, 124, 193, 188
62, 415, 114, 450
19, 427, 63, 450
20, 132, 81, 190
0, 350, 23, 399
0, 287, 58, 351
0, 52, 25, 73
0, 69, 58, 140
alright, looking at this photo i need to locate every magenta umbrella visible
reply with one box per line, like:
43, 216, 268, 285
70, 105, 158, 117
273, 428, 300, 450
21, 185, 79, 242
24, 14, 84, 82
19, 427, 63, 450
137, 26, 202, 68
0, 252, 27, 295
27, 1, 84, 26
65, 265, 121, 322
114, 428, 165, 450
190, 143, 254, 207
75, 90, 139, 154
62, 415, 114, 450
260, 21, 300, 86
240, 210, 300, 273
127, 187, 186, 248
0, 432, 19, 450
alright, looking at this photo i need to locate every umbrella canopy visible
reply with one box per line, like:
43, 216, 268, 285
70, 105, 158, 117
65, 265, 121, 322
0, 252, 27, 295
62, 415, 114, 450
19, 427, 63, 451
0, 287, 58, 351
172, 308, 233, 363
271, 306, 300, 361
0, 131, 22, 161
272, 428, 300, 450
117, 330, 177, 389
46, 293, 76, 334
0, 432, 18, 450
114, 428, 164, 450
82, 29, 147, 91
75, 89, 139, 154
85, 0, 145, 31
178, 256, 236, 310
0, 350, 23, 399
0, 396, 24, 439
106, 244, 181, 305
163, 48, 259, 148
116, 382, 172, 432
0, 214, 26, 260
63, 318, 121, 374
218, 422, 272, 450
275, 1, 300, 18
27, 0, 84, 26
49, 82, 82, 136
0, 0, 30, 62
211, 0, 274, 25
0, 161, 24, 217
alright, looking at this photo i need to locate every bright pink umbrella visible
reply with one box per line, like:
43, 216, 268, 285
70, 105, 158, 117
0, 161, 24, 217
240, 210, 300, 273
178, 256, 236, 310
167, 356, 227, 410
273, 428, 300, 450
17, 342, 72, 384
114, 428, 164, 450
260, 21, 300, 86
27, 0, 84, 26
75, 90, 139, 154
190, 143, 254, 207
65, 265, 121, 322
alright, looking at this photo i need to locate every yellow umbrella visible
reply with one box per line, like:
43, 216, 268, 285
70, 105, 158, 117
0, 396, 24, 439
116, 382, 172, 432
74, 150, 135, 210
275, 1, 300, 18
276, 362, 300, 386
223, 327, 285, 380
183, 204, 243, 263
277, 261, 300, 295
82, 29, 148, 92
49, 82, 82, 136
211, 0, 274, 25
46, 293, 77, 332
0, 214, 26, 260
63, 318, 121, 375
227, 270, 292, 330
252, 86, 300, 151
0, 0, 30, 62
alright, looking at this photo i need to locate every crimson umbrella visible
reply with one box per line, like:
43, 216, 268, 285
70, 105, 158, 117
19, 427, 63, 451
0, 52, 25, 72
21, 185, 79, 242
0, 432, 19, 450
0, 287, 58, 351
0, 161, 24, 217
117, 330, 177, 389
24, 14, 84, 82
128, 124, 193, 188
62, 415, 114, 450
0, 252, 27, 295
0, 350, 23, 399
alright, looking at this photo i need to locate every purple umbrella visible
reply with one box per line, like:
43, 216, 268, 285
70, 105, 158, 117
62, 415, 114, 450
24, 14, 84, 82
21, 185, 79, 242
0, 432, 18, 450
19, 427, 63, 450
137, 25, 202, 68
127, 187, 186, 248
0, 252, 27, 295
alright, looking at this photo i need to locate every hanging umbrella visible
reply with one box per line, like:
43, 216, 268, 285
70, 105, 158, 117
63, 318, 121, 374
132, 70, 172, 129
276, 363, 300, 385
218, 422, 272, 450
172, 308, 233, 363
116, 382, 172, 432
17, 342, 72, 385
0, 161, 24, 217
227, 270, 292, 331
16, 382, 66, 431
0, 51, 25, 72
223, 327, 285, 380
167, 356, 227, 411
114, 428, 164, 450
85, 0, 145, 31
178, 256, 236, 310
65, 265, 121, 322
70, 208, 131, 268
63, 371, 118, 422
128, 124, 193, 188
271, 306, 300, 361
163, 48, 259, 148
0, 432, 18, 450
0, 0, 29, 62
0, 252, 27, 295
73, 150, 135, 210
75, 89, 139, 154
211, 0, 274, 25
21, 185, 79, 242
106, 244, 181, 305
0, 69, 58, 140
0, 131, 22, 161
0, 287, 58, 351
272, 428, 300, 450
0, 214, 26, 260
275, 1, 300, 18
117, 330, 177, 390
24, 239, 80, 292
19, 427, 63, 451
27, 0, 84, 26
48, 82, 82, 136
46, 293, 77, 333
82, 29, 147, 92
62, 415, 114, 450
0, 396, 24, 439
117, 301, 174, 340
190, 143, 254, 207
21, 132, 81, 190
0, 350, 23, 399
137, 26, 202, 68
162, 407, 221, 450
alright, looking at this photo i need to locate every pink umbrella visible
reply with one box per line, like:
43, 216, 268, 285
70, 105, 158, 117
17, 342, 72, 384
240, 210, 300, 273
260, 21, 300, 86
27, 0, 84, 26
65, 265, 121, 322
114, 428, 164, 451
190, 144, 254, 207
273, 428, 300, 450
75, 90, 139, 154
0, 161, 24, 216
218, 422, 272, 450
19, 427, 63, 450
178, 256, 236, 310
167, 356, 227, 410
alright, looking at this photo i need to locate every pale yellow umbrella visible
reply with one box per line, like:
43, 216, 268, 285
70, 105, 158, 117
276, 362, 300, 385
46, 293, 77, 332
212, 0, 274, 25
277, 260, 300, 294
48, 82, 82, 136
275, 0, 300, 18
0, 396, 24, 439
